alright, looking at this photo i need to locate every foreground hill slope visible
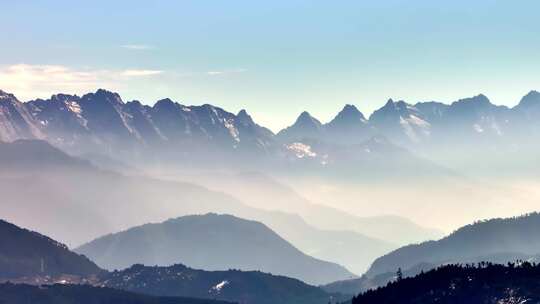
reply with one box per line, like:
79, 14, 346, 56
366, 212, 540, 278
0, 219, 101, 279
0, 283, 231, 304
99, 264, 346, 304
353, 263, 540, 304
76, 214, 355, 285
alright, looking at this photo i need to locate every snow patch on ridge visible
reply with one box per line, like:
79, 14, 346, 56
224, 119, 240, 142
286, 142, 317, 158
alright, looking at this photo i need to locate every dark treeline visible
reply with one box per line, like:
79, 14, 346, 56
0, 283, 233, 304
352, 261, 540, 304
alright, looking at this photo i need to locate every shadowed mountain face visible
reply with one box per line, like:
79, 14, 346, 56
99, 264, 347, 304
76, 214, 355, 285
352, 263, 540, 304
0, 219, 101, 279
0, 283, 232, 304
366, 213, 540, 279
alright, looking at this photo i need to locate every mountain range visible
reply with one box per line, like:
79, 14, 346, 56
75, 214, 355, 285
3, 88, 540, 175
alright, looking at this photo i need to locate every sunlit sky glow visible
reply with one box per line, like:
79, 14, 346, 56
2, 0, 540, 131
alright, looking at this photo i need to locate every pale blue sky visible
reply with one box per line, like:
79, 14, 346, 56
1, 0, 539, 131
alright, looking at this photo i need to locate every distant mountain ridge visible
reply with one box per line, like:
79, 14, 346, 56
7, 89, 277, 162
2, 88, 540, 174
75, 214, 355, 285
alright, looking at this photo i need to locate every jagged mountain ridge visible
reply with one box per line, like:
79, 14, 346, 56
20, 89, 277, 162
2, 89, 540, 171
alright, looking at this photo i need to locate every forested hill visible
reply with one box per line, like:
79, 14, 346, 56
353, 262, 540, 304
99, 263, 346, 304
0, 283, 233, 304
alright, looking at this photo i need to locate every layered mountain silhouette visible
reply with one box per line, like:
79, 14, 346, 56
0, 139, 431, 275
352, 263, 540, 304
76, 214, 355, 285
0, 283, 232, 304
0, 219, 101, 279
185, 171, 442, 246
99, 264, 347, 304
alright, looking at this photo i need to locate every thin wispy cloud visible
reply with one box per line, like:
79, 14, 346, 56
0, 64, 163, 100
206, 68, 247, 76
120, 44, 156, 50
121, 69, 163, 77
